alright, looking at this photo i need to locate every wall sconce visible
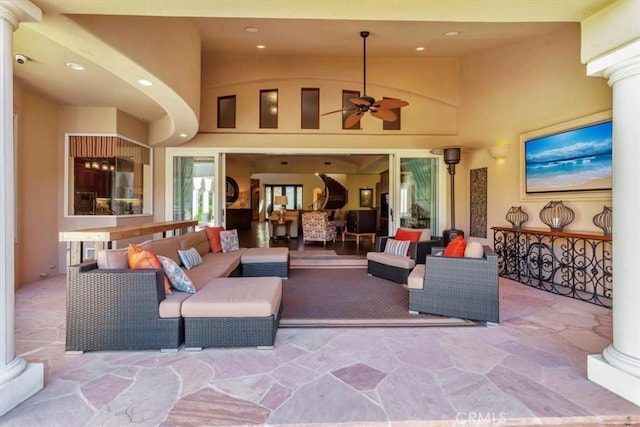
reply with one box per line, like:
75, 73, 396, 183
488, 145, 510, 161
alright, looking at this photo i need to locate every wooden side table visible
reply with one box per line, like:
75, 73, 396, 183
342, 231, 376, 248
270, 219, 292, 241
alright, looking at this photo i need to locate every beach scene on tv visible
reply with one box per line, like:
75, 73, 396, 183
525, 120, 612, 193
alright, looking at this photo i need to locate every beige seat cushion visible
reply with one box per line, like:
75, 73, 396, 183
159, 291, 192, 318
407, 264, 425, 290
181, 277, 282, 318
367, 251, 416, 270
186, 260, 239, 291
201, 249, 247, 266
241, 247, 289, 263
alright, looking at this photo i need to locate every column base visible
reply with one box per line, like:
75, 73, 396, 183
0, 362, 43, 416
588, 354, 640, 406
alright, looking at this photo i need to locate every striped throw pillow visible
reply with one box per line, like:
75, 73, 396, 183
178, 247, 203, 270
383, 239, 411, 257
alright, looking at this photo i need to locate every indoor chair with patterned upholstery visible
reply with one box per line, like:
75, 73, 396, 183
301, 211, 337, 246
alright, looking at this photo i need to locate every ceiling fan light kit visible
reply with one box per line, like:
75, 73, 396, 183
322, 30, 409, 127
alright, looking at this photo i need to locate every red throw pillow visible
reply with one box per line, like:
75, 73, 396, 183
443, 235, 466, 257
394, 228, 422, 242
128, 244, 172, 295
205, 226, 225, 253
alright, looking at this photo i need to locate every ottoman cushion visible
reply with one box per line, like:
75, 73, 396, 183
181, 277, 282, 318
241, 247, 288, 264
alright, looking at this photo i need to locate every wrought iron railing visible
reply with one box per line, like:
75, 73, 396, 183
492, 227, 612, 308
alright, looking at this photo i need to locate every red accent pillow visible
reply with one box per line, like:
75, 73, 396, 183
443, 235, 467, 257
394, 228, 422, 242
128, 244, 172, 295
205, 226, 225, 253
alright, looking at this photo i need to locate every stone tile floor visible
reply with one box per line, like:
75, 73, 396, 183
3, 273, 640, 426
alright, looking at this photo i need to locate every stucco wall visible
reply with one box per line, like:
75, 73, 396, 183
459, 24, 612, 242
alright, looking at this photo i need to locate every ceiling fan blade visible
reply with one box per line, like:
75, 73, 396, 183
344, 111, 364, 128
350, 97, 372, 107
371, 109, 397, 122
321, 107, 356, 116
373, 98, 409, 110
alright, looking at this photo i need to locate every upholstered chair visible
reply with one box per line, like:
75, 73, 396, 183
301, 211, 337, 246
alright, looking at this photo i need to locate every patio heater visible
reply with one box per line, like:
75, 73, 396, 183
437, 147, 465, 246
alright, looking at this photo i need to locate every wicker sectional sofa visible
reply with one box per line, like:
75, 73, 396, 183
65, 230, 283, 353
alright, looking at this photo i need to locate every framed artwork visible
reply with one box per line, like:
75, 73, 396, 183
359, 188, 373, 208
520, 111, 612, 201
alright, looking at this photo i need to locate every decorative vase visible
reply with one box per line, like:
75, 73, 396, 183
593, 205, 612, 236
505, 206, 529, 229
539, 201, 574, 232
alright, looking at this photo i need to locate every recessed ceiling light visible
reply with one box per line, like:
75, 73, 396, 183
179, 133, 187, 138
244, 27, 258, 33
444, 31, 460, 37
256, 45, 266, 49
65, 62, 85, 71
415, 47, 425, 51
137, 78, 153, 87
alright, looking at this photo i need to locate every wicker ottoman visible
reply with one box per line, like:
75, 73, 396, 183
241, 247, 289, 278
182, 277, 282, 350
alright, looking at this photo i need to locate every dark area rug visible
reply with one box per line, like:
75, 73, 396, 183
280, 268, 477, 327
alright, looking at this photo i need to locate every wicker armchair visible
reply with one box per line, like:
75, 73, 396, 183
409, 246, 499, 323
367, 235, 442, 284
302, 211, 337, 246
65, 261, 184, 353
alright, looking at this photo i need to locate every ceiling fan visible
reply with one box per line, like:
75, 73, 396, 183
322, 31, 409, 128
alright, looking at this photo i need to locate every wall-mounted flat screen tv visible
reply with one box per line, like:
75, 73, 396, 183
525, 120, 612, 193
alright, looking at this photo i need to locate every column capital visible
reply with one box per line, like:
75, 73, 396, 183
0, 1, 41, 30
587, 39, 640, 84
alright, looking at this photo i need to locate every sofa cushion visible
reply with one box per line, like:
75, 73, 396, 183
159, 291, 192, 318
96, 248, 128, 269
181, 277, 282, 318
444, 235, 466, 257
178, 247, 204, 270
464, 241, 484, 259
201, 249, 247, 266
205, 226, 225, 253
220, 229, 240, 252
127, 244, 172, 295
408, 264, 425, 290
158, 255, 196, 293
141, 236, 181, 265
384, 239, 411, 257
179, 230, 210, 257
186, 261, 238, 291
367, 251, 416, 270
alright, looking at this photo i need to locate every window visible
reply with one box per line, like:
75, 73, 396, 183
260, 89, 278, 129
264, 184, 303, 219
382, 97, 401, 130
173, 156, 216, 226
68, 135, 151, 216
217, 95, 236, 128
301, 88, 319, 129
342, 90, 360, 130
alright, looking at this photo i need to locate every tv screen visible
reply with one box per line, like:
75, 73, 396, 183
525, 120, 612, 193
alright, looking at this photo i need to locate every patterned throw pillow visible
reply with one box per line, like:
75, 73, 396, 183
127, 244, 172, 295
157, 255, 196, 293
205, 225, 225, 253
219, 229, 240, 253
383, 239, 411, 257
178, 247, 204, 270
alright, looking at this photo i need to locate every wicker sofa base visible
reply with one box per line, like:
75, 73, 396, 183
367, 260, 412, 284
242, 261, 289, 278
184, 302, 282, 349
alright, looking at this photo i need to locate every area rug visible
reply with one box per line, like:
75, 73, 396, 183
280, 268, 478, 328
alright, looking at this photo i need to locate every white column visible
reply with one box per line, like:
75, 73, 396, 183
586, 43, 640, 406
0, 1, 43, 417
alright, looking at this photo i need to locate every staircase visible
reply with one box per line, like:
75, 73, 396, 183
310, 174, 348, 210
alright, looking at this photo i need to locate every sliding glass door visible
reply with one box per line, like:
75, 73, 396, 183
172, 156, 217, 226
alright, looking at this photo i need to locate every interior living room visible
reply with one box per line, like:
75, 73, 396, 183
2, 0, 640, 424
